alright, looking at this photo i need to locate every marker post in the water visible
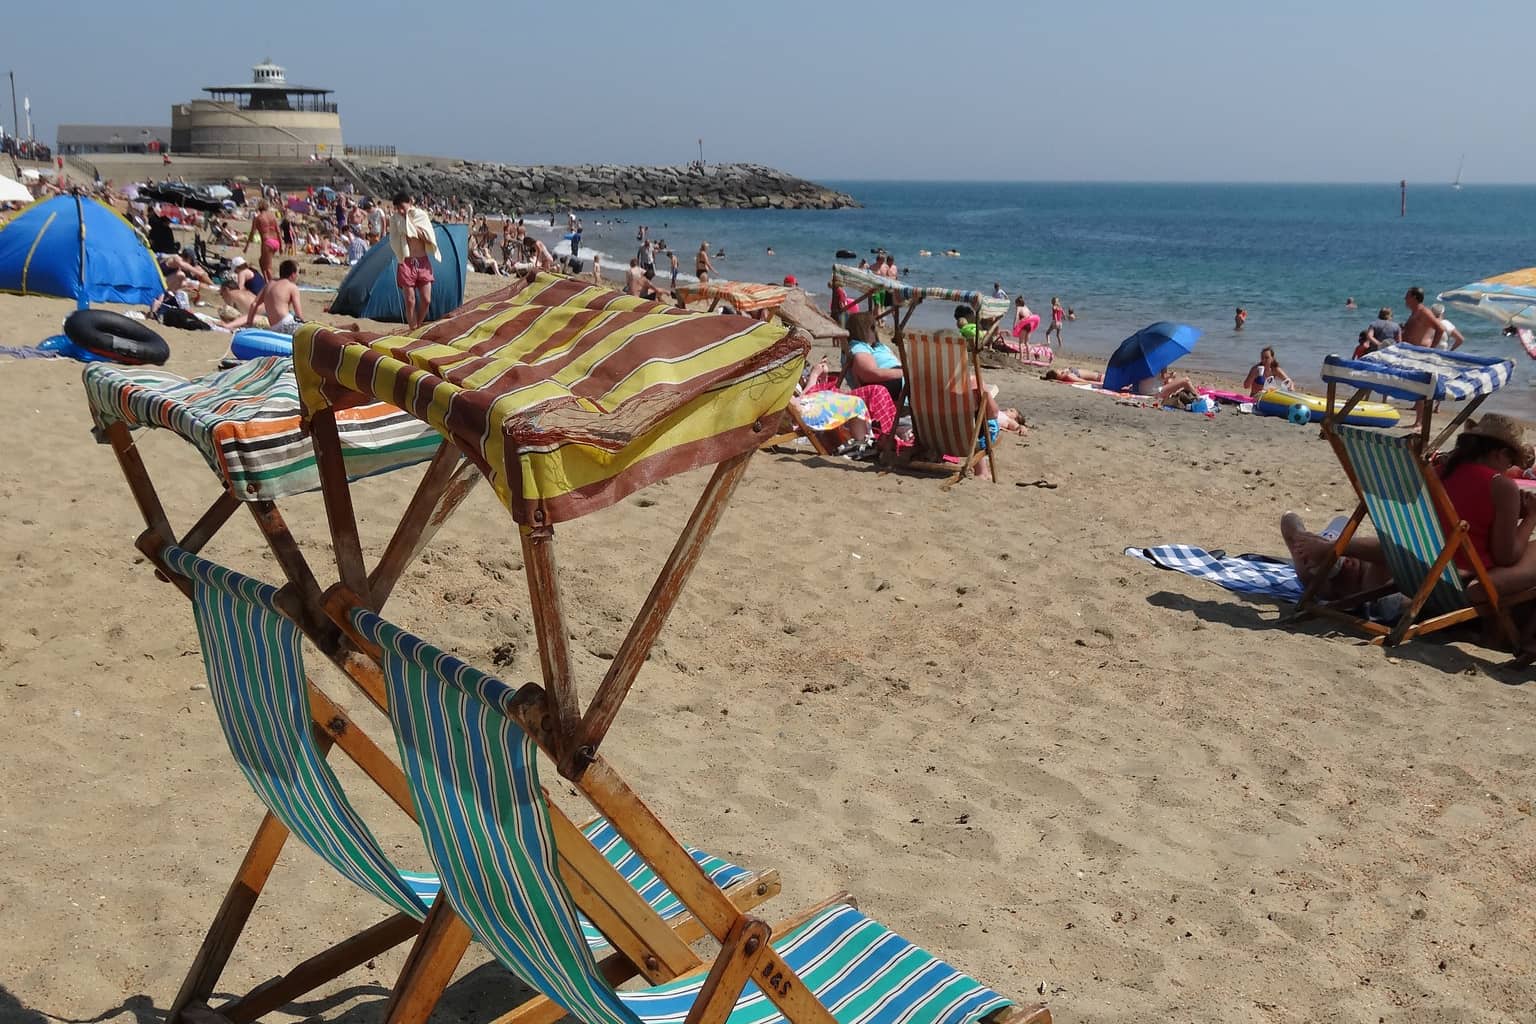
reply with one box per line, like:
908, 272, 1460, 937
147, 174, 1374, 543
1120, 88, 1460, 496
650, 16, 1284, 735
1401, 179, 1407, 217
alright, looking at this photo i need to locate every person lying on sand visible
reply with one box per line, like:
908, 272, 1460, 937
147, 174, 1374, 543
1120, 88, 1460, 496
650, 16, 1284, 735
1043, 367, 1105, 385
1282, 414, 1536, 603
1154, 368, 1200, 408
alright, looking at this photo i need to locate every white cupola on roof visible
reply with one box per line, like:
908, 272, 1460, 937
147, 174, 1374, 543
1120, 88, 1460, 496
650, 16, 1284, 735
251, 60, 286, 84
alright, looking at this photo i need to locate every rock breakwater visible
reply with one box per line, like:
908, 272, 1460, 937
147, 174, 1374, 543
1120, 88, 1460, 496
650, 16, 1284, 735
350, 161, 858, 212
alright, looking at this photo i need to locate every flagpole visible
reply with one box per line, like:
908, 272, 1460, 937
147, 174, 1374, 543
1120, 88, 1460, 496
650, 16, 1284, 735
8, 71, 20, 177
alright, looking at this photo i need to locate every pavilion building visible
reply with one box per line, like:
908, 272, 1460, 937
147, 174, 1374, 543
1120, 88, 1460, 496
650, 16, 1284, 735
170, 60, 343, 158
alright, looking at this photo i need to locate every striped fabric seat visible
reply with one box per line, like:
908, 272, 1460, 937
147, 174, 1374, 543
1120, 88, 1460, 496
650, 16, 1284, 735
904, 330, 983, 462
675, 280, 789, 313
294, 273, 808, 527
829, 265, 1010, 322
1320, 345, 1513, 403
1334, 427, 1464, 615
355, 607, 1014, 1024
165, 546, 760, 953
84, 357, 442, 501
166, 546, 434, 921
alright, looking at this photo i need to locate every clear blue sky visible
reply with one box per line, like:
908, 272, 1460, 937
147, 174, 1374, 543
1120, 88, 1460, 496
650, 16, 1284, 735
8, 0, 1531, 183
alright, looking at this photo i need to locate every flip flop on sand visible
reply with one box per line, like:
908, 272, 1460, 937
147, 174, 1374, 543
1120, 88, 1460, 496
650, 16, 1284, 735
1016, 479, 1058, 489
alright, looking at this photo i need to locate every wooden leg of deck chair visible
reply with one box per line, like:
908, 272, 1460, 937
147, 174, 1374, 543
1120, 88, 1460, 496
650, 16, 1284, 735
1387, 533, 1464, 647
550, 811, 700, 981
382, 897, 475, 1024
520, 526, 583, 764
988, 1004, 1053, 1024
575, 452, 754, 772
180, 491, 242, 553
220, 913, 421, 1024
105, 420, 175, 545
685, 916, 773, 1024
973, 347, 998, 484
509, 694, 841, 1024
310, 408, 374, 607
248, 500, 342, 647
370, 443, 481, 606
168, 812, 292, 1024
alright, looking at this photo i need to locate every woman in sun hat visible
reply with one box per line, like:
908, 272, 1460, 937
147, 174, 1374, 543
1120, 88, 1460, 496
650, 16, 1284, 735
1282, 413, 1536, 600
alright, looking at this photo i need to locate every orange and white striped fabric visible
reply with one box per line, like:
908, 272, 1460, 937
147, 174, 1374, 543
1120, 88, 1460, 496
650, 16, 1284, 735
674, 280, 788, 313
903, 330, 982, 462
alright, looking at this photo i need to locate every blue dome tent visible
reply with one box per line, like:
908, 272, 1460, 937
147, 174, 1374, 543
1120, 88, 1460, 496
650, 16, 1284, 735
329, 222, 468, 323
0, 194, 164, 308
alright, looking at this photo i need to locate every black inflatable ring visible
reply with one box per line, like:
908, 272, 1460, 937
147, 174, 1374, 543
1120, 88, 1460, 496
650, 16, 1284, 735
64, 309, 170, 366
835, 249, 858, 259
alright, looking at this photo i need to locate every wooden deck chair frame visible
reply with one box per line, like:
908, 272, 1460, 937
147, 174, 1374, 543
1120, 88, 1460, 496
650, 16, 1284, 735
322, 591, 1052, 1024
759, 401, 832, 456
1289, 383, 1531, 648
100, 426, 781, 1024
892, 328, 997, 487
306, 407, 764, 781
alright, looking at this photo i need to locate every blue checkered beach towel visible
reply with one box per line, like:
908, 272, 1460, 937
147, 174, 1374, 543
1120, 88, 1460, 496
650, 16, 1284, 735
1124, 545, 1304, 600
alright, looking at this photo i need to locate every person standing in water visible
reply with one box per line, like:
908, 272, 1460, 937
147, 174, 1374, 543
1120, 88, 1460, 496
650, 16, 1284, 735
1044, 297, 1065, 347
1234, 307, 1248, 331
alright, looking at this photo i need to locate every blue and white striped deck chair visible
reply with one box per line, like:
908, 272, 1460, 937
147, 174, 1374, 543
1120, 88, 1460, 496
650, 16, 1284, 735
353, 606, 1050, 1024
1294, 429, 1526, 648
161, 548, 780, 1024
1320, 345, 1514, 450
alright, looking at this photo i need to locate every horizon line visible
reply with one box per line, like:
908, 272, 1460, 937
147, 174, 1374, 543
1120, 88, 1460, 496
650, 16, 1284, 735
810, 177, 1536, 188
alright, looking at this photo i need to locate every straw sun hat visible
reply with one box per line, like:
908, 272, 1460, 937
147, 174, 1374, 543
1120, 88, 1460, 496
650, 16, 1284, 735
1461, 413, 1526, 454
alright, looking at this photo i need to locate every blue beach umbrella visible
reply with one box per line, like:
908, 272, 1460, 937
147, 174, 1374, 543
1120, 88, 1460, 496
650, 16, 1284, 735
1102, 321, 1203, 393
1439, 268, 1536, 331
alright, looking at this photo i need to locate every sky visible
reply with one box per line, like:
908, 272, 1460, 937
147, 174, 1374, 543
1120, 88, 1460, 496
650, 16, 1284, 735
7, 0, 1533, 183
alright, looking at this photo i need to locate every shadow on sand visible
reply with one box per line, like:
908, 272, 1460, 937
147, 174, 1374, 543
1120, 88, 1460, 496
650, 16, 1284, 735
1144, 589, 1530, 683
1, 961, 534, 1024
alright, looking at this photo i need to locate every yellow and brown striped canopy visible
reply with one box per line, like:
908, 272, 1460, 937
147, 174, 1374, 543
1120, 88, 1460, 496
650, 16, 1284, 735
295, 273, 807, 526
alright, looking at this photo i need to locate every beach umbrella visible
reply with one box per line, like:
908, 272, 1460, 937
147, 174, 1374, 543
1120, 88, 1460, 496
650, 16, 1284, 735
1439, 268, 1536, 331
1102, 321, 1203, 393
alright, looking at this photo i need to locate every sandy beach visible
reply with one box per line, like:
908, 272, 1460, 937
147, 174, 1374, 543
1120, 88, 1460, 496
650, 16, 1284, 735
1, 249, 1534, 1024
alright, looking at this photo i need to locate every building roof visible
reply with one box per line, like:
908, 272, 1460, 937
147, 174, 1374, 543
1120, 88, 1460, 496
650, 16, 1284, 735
204, 83, 333, 95
204, 59, 330, 95
57, 124, 170, 145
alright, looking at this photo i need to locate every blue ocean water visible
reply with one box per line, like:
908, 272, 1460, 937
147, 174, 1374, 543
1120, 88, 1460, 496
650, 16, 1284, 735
559, 181, 1536, 410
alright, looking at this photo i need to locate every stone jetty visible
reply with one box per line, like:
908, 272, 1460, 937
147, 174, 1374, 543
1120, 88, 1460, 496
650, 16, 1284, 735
349, 161, 859, 212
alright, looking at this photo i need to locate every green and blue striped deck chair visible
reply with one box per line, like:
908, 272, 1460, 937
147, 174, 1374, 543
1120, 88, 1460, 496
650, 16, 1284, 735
1295, 427, 1526, 648
354, 606, 1048, 1024
163, 548, 780, 1024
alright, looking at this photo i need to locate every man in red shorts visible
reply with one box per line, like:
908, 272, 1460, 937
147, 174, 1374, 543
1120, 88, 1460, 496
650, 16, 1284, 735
387, 191, 441, 330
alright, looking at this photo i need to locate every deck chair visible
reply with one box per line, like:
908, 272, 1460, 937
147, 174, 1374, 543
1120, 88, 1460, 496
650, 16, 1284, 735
1290, 426, 1533, 648
899, 330, 997, 486
760, 393, 832, 456
343, 604, 1050, 1024
158, 546, 781, 1024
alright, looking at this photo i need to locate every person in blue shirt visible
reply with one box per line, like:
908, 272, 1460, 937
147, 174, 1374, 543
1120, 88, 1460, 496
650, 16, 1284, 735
844, 311, 905, 403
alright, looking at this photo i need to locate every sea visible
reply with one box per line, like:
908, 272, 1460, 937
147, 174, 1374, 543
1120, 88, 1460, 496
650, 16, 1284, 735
540, 181, 1536, 413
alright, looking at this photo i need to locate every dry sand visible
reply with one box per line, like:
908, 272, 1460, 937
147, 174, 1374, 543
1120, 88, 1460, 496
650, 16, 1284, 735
0, 257, 1533, 1024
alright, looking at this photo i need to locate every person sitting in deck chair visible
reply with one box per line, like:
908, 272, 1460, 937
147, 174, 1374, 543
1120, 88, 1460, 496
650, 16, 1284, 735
1282, 414, 1536, 601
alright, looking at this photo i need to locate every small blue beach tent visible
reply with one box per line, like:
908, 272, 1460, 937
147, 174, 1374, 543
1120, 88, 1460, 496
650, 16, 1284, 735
330, 222, 468, 323
0, 194, 164, 307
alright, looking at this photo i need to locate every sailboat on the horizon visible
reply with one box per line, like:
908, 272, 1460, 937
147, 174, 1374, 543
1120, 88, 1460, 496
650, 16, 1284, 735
1452, 154, 1465, 191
